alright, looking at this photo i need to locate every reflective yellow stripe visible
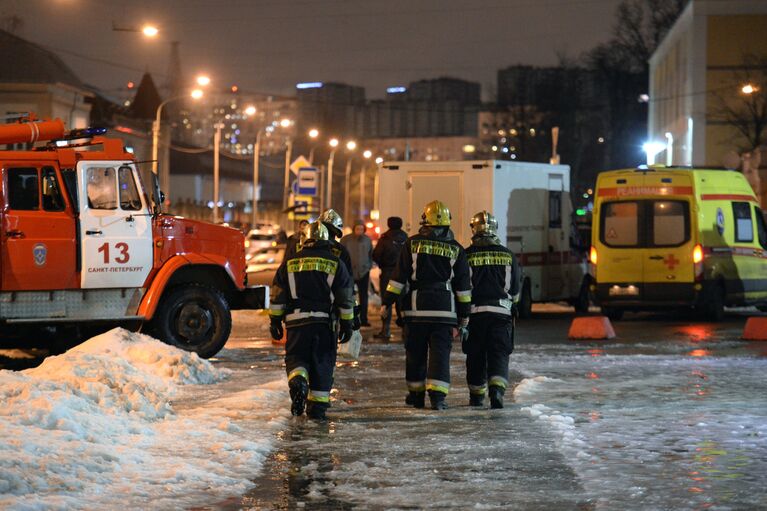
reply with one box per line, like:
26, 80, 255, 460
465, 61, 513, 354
308, 391, 330, 403
288, 368, 308, 382
386, 283, 403, 295
340, 311, 354, 320
426, 383, 450, 394
411, 239, 459, 259
287, 257, 338, 275
456, 290, 472, 303
468, 251, 513, 267
269, 309, 285, 317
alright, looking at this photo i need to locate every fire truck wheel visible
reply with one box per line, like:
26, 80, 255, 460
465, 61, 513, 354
518, 279, 533, 319
153, 284, 232, 359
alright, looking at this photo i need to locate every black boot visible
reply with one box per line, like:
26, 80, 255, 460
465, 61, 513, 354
306, 401, 328, 420
489, 386, 505, 409
288, 376, 308, 416
374, 331, 391, 341
429, 390, 447, 410
469, 393, 484, 407
405, 391, 425, 408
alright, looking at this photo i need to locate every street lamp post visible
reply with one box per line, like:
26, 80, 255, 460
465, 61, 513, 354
326, 138, 339, 209
252, 130, 263, 228
213, 122, 223, 223
360, 150, 372, 219
308, 128, 320, 164
343, 140, 357, 220
151, 89, 203, 193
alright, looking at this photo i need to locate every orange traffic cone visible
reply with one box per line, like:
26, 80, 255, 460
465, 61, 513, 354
568, 316, 616, 340
742, 317, 767, 341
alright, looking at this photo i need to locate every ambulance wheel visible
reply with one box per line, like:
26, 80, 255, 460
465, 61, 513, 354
601, 307, 624, 321
153, 284, 232, 358
518, 279, 533, 319
697, 282, 725, 322
573, 279, 591, 314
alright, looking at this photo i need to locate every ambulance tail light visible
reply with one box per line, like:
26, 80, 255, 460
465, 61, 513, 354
589, 246, 598, 265
693, 244, 703, 264
693, 244, 704, 281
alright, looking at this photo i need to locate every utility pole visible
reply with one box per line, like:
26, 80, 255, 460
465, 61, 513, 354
213, 123, 222, 223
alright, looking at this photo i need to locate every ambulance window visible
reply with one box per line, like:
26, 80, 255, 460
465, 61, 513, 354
755, 207, 767, 249
651, 201, 689, 247
86, 167, 117, 210
601, 201, 639, 247
7, 167, 39, 210
118, 166, 142, 211
42, 167, 65, 212
732, 202, 753, 243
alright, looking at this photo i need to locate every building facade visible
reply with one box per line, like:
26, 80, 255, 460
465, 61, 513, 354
649, 0, 767, 172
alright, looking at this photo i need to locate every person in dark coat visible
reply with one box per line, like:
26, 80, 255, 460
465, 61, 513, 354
284, 219, 309, 260
372, 216, 407, 339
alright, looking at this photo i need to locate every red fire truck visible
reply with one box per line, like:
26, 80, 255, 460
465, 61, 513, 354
0, 114, 266, 357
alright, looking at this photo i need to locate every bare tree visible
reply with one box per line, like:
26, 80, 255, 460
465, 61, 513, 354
710, 55, 767, 153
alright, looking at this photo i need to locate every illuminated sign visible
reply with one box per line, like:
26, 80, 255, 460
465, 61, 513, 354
296, 82, 323, 89
386, 86, 407, 94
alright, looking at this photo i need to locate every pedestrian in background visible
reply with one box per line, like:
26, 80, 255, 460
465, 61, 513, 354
284, 219, 309, 259
341, 220, 373, 327
372, 216, 407, 340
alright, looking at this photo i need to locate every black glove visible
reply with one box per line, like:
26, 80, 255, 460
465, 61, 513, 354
269, 317, 284, 341
339, 319, 354, 344
352, 306, 361, 331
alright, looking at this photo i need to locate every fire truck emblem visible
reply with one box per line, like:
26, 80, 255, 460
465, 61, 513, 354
33, 243, 47, 267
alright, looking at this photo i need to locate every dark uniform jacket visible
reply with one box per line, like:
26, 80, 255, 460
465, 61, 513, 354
382, 226, 472, 324
372, 228, 408, 271
329, 239, 353, 275
284, 233, 301, 260
270, 241, 355, 328
466, 236, 520, 317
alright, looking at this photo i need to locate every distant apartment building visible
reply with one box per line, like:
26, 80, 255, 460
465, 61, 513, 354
296, 81, 365, 138
648, 0, 767, 171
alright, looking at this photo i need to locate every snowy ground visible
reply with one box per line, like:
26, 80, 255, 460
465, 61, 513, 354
2, 307, 767, 510
0, 326, 287, 510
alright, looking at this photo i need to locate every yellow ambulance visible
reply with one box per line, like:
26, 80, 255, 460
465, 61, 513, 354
590, 166, 767, 320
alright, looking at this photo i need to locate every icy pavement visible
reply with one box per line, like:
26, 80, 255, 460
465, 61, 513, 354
0, 327, 287, 510
234, 310, 767, 510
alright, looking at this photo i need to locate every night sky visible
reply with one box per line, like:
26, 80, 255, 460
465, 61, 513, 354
5, 0, 617, 99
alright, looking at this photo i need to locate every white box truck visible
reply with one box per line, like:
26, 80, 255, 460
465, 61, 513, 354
377, 159, 590, 316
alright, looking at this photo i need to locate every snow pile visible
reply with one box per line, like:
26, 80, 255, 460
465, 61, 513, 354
0, 328, 287, 510
512, 375, 561, 399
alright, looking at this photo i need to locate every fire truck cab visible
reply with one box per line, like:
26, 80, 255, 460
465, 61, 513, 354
0, 115, 267, 357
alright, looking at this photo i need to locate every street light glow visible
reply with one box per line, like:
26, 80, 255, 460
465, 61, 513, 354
742, 84, 757, 95
142, 25, 159, 37
279, 118, 292, 128
329, 138, 339, 148
363, 150, 372, 159
196, 75, 211, 87
308, 128, 319, 139
346, 140, 357, 151
244, 105, 256, 116
375, 157, 384, 164
190, 89, 204, 99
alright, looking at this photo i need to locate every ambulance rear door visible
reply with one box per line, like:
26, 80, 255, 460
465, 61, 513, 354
77, 162, 153, 289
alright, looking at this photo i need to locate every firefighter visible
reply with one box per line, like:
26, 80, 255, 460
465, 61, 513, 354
464, 211, 520, 409
319, 208, 360, 329
284, 219, 309, 260
381, 200, 472, 410
269, 221, 355, 420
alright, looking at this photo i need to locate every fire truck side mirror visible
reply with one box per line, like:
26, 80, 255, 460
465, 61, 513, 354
150, 172, 165, 215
